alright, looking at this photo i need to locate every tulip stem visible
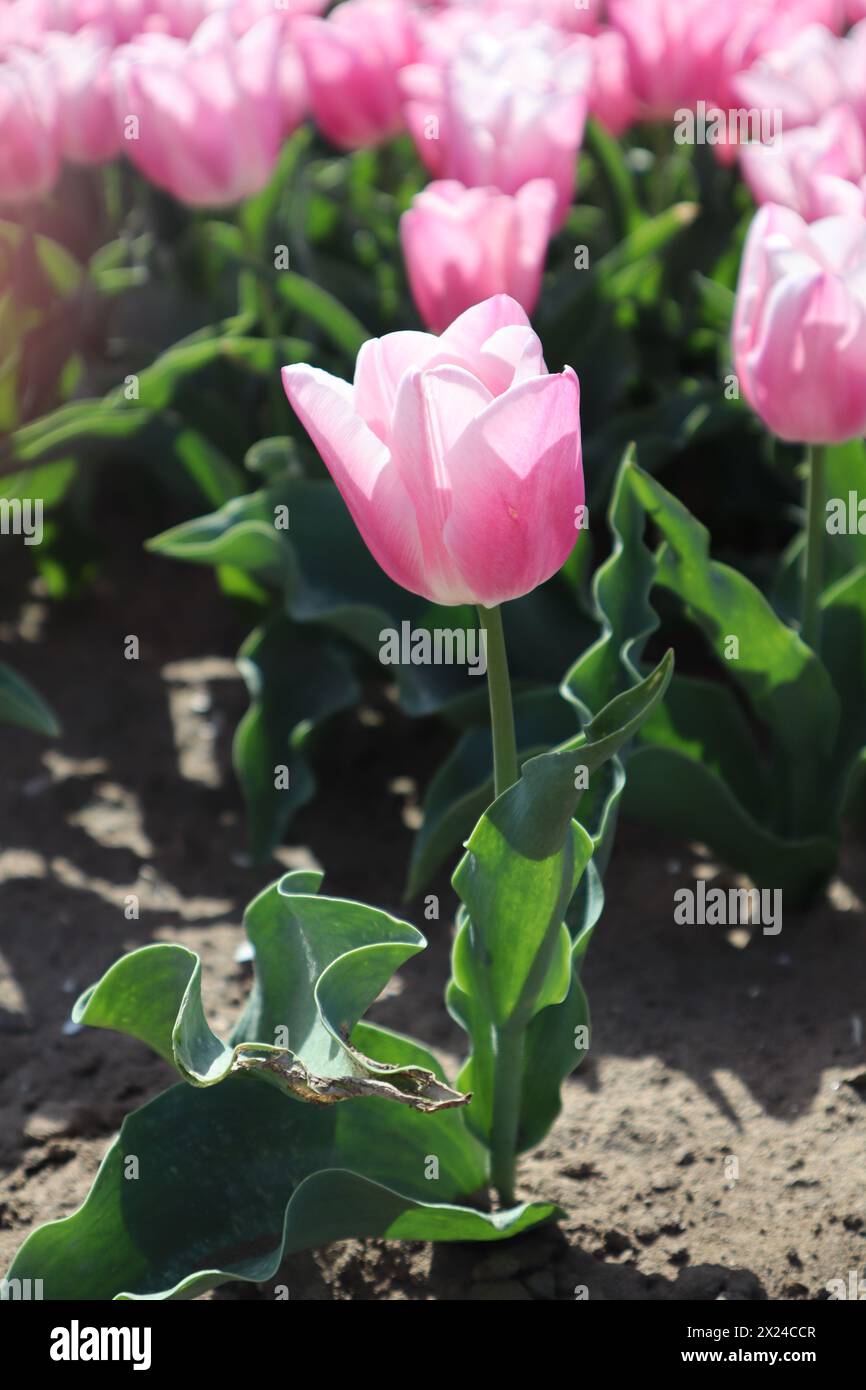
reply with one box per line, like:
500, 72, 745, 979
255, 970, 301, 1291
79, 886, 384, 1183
477, 604, 521, 1204
801, 443, 827, 652
477, 605, 519, 799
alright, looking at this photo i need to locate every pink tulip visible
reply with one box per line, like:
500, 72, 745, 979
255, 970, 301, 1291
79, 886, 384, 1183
144, 0, 327, 40
609, 0, 737, 117
435, 0, 602, 34
282, 296, 584, 607
43, 26, 120, 164
401, 23, 590, 230
400, 180, 556, 334
294, 0, 417, 150
37, 0, 156, 43
581, 27, 638, 138
0, 48, 59, 203
733, 24, 852, 134
112, 13, 285, 207
0, 0, 49, 52
611, 0, 845, 120
733, 203, 866, 445
740, 106, 866, 222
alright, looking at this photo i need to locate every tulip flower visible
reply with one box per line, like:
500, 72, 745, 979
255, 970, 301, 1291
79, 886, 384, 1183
294, 0, 417, 150
609, 0, 736, 117
0, 49, 59, 204
112, 13, 285, 207
733, 203, 866, 648
733, 203, 866, 445
740, 105, 866, 222
399, 179, 556, 334
452, 0, 603, 32
43, 26, 120, 165
281, 296, 584, 609
611, 0, 845, 121
401, 22, 590, 229
581, 27, 638, 138
733, 24, 854, 134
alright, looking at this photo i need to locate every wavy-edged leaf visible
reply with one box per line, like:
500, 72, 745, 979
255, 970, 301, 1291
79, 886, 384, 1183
3, 1071, 556, 1301
74, 870, 465, 1111
629, 462, 840, 837
623, 745, 837, 901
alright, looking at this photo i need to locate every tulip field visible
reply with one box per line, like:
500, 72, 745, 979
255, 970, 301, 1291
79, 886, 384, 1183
2, 0, 866, 1321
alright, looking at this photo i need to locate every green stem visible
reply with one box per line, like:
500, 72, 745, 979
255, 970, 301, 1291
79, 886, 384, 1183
241, 221, 287, 435
801, 443, 826, 653
476, 604, 521, 1204
477, 605, 518, 799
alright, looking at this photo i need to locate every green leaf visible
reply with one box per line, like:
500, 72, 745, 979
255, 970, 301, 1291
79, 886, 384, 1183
407, 688, 577, 897
574, 450, 843, 903
74, 869, 464, 1109
623, 745, 838, 901
0, 661, 60, 736
5, 870, 557, 1299
3, 1072, 556, 1301
233, 617, 360, 861
629, 461, 840, 838
821, 562, 866, 773
275, 272, 369, 360
450, 653, 673, 1144
0, 219, 83, 296
692, 272, 735, 334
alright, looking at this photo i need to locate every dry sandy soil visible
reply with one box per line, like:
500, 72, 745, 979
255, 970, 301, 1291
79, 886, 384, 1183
1, 519, 865, 1301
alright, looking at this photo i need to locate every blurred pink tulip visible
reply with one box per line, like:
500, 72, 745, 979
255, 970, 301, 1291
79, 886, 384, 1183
401, 23, 590, 229
144, 0, 327, 40
400, 179, 556, 333
295, 0, 417, 150
0, 48, 59, 203
740, 106, 866, 222
581, 27, 638, 138
733, 24, 852, 133
733, 203, 866, 444
611, 0, 845, 120
282, 296, 584, 608
43, 26, 120, 163
113, 13, 285, 206
609, 0, 735, 117
434, 0, 602, 34
0, 0, 50, 51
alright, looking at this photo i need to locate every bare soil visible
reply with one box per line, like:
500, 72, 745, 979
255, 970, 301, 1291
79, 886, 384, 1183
1, 521, 865, 1301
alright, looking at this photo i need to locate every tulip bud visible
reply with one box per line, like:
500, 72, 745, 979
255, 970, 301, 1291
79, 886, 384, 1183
400, 179, 556, 334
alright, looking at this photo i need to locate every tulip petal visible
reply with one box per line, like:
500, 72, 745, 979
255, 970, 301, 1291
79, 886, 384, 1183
281, 364, 429, 597
388, 364, 493, 603
439, 294, 531, 377
476, 324, 548, 396
353, 330, 442, 440
442, 368, 583, 607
